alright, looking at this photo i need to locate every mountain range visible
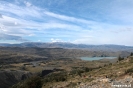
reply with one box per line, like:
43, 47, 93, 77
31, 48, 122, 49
0, 42, 133, 52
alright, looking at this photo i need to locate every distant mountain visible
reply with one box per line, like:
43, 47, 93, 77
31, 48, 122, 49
0, 42, 133, 52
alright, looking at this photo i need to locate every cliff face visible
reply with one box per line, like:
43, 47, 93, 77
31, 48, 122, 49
0, 70, 32, 88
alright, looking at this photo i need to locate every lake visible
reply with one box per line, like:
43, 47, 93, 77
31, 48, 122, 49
80, 57, 117, 61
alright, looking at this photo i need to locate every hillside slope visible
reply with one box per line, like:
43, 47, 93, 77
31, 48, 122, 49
11, 55, 133, 88
0, 42, 133, 52
0, 70, 32, 88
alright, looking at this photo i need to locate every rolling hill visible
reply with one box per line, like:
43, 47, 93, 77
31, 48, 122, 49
0, 42, 133, 52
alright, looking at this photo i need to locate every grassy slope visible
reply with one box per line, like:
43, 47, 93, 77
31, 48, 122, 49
41, 56, 133, 88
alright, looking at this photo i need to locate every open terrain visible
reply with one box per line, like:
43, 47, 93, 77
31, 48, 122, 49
0, 45, 132, 88
11, 54, 133, 88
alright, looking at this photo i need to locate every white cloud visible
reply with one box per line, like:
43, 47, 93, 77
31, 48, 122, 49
0, 0, 133, 45
44, 11, 96, 25
0, 1, 42, 19
0, 1, 87, 36
14, 22, 18, 25
38, 40, 41, 42
51, 38, 65, 42
28, 34, 35, 36
24, 1, 32, 7
0, 33, 28, 41
0, 14, 2, 18
72, 27, 133, 46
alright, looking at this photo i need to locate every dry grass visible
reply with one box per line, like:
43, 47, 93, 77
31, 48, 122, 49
10, 63, 26, 67
26, 66, 43, 73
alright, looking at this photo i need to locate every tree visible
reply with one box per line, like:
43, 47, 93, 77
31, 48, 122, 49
130, 52, 133, 56
118, 56, 124, 61
11, 76, 43, 88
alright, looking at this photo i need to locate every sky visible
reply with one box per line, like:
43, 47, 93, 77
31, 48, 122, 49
0, 0, 133, 46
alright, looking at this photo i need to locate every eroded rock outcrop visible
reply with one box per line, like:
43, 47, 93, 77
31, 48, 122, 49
0, 70, 32, 88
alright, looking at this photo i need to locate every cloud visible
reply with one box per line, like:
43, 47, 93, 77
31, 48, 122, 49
0, 1, 113, 32
0, 0, 133, 45
38, 40, 41, 42
107, 0, 133, 24
0, 33, 28, 41
51, 38, 65, 42
0, 1, 43, 20
0, 14, 2, 18
0, 18, 34, 37
24, 1, 32, 7
44, 11, 96, 25
0, 2, 86, 31
72, 27, 133, 46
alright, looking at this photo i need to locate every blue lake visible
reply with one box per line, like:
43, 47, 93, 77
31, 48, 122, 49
80, 57, 117, 61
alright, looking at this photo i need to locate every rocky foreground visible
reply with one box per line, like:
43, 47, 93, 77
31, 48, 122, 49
42, 56, 133, 88
75, 75, 133, 88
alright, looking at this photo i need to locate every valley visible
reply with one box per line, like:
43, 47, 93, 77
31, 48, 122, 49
0, 44, 133, 88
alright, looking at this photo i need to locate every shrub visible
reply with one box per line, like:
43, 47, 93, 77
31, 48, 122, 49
12, 76, 43, 88
43, 71, 67, 83
125, 68, 133, 74
130, 52, 133, 56
118, 56, 124, 61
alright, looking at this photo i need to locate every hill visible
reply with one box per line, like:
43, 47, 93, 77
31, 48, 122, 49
11, 55, 133, 88
0, 47, 131, 65
0, 46, 132, 88
0, 42, 133, 52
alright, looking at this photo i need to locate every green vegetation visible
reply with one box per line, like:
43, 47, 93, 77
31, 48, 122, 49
43, 71, 67, 83
12, 76, 43, 88
130, 52, 133, 56
1, 47, 133, 88
125, 67, 133, 74
118, 55, 124, 61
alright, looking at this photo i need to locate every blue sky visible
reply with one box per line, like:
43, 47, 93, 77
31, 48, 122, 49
0, 0, 133, 46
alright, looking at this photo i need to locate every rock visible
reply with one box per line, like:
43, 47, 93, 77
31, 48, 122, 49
0, 70, 32, 88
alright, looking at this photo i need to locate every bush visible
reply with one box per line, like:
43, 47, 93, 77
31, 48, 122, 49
26, 76, 42, 88
12, 76, 43, 88
130, 52, 133, 56
43, 71, 67, 83
118, 56, 124, 61
125, 68, 133, 74
84, 67, 92, 72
